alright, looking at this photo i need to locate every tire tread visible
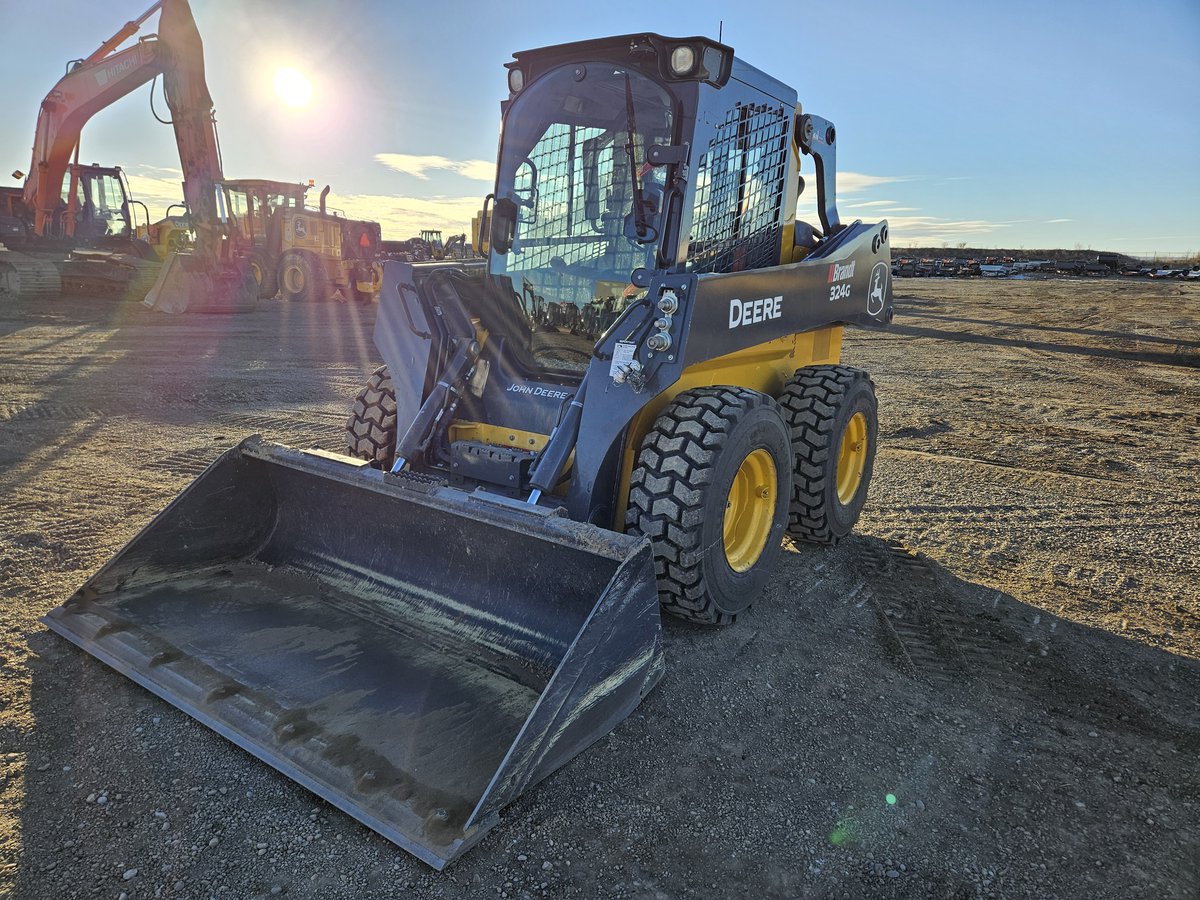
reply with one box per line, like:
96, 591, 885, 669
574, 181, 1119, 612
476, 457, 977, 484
625, 386, 777, 625
345, 365, 397, 464
779, 364, 875, 544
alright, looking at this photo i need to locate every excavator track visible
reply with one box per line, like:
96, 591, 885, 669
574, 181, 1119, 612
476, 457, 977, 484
60, 254, 163, 303
0, 250, 62, 302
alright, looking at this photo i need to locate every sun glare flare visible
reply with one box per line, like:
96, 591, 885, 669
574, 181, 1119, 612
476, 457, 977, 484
273, 67, 312, 107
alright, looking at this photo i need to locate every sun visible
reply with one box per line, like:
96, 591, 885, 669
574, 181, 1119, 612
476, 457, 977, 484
273, 67, 312, 108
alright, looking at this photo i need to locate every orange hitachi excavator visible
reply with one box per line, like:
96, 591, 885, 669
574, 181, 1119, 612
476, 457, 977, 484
0, 0, 255, 311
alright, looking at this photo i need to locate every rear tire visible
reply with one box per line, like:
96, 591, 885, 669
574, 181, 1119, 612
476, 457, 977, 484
249, 248, 278, 299
626, 387, 792, 625
780, 365, 878, 544
345, 365, 397, 465
278, 250, 329, 302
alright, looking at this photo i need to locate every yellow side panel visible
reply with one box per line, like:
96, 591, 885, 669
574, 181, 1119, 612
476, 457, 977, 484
611, 326, 843, 530
780, 141, 808, 264
447, 422, 550, 453
447, 420, 573, 486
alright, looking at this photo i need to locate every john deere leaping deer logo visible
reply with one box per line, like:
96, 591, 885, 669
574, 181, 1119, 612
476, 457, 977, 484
868, 261, 888, 316
294, 217, 307, 238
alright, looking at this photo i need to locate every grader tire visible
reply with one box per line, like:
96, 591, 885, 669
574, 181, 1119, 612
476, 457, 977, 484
249, 248, 278, 299
278, 250, 329, 302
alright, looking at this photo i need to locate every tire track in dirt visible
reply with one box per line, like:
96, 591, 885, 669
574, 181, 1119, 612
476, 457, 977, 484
217, 412, 343, 448
0, 402, 110, 423
856, 542, 972, 685
880, 446, 1200, 498
871, 502, 1191, 528
887, 322, 1200, 368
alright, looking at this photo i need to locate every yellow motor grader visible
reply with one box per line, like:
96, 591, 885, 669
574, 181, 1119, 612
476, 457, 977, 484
222, 179, 382, 302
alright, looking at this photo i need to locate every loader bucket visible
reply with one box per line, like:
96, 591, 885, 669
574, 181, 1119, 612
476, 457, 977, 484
43, 438, 663, 869
143, 251, 257, 313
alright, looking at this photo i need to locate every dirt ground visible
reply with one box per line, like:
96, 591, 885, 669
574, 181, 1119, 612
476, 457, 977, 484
0, 278, 1197, 899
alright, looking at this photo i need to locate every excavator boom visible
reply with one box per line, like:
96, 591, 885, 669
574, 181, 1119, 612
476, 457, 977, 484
25, 41, 161, 234
24, 0, 223, 241
15, 0, 254, 312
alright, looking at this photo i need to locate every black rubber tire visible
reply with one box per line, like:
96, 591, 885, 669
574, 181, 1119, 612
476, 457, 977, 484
249, 248, 278, 299
278, 249, 329, 302
345, 365, 397, 465
625, 386, 793, 625
779, 365, 878, 545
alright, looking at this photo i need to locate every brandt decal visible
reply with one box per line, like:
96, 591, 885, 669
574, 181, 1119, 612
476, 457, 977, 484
828, 259, 855, 301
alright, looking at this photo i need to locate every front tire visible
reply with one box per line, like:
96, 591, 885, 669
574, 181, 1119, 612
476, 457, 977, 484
249, 248, 278, 299
626, 387, 792, 625
345, 366, 397, 465
780, 365, 878, 544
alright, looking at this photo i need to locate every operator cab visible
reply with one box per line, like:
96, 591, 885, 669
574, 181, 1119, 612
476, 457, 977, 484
478, 34, 796, 377
221, 179, 307, 252
57, 164, 135, 242
372, 34, 846, 494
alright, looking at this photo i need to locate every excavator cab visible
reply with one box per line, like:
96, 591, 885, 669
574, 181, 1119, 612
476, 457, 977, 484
54, 164, 134, 243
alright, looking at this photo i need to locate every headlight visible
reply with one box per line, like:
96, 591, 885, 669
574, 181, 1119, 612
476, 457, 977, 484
507, 67, 525, 93
669, 45, 696, 77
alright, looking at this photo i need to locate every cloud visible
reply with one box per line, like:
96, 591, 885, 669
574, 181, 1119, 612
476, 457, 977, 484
795, 169, 1006, 245
842, 200, 919, 213
375, 154, 495, 183
123, 165, 187, 216
884, 215, 1006, 245
326, 191, 482, 239
1046, 218, 1073, 224
836, 171, 907, 193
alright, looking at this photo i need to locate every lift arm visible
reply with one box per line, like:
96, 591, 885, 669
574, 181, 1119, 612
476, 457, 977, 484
796, 113, 842, 236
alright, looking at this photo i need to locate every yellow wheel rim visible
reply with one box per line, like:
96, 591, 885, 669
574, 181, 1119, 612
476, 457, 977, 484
249, 261, 263, 285
836, 411, 868, 505
283, 265, 305, 294
723, 448, 777, 573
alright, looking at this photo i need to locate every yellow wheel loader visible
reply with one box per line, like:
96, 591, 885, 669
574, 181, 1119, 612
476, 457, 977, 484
45, 34, 893, 869
222, 179, 383, 302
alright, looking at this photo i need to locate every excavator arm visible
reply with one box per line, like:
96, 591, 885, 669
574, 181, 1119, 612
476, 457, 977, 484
157, 0, 224, 251
22, 0, 226, 250
25, 39, 161, 234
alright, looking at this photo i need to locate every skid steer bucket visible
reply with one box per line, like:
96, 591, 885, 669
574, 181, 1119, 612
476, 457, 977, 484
43, 438, 663, 868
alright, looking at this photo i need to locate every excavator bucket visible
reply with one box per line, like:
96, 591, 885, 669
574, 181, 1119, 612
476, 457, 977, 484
43, 438, 664, 869
143, 251, 258, 313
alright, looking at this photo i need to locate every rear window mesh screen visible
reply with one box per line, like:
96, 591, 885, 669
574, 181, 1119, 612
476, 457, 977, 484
685, 103, 789, 274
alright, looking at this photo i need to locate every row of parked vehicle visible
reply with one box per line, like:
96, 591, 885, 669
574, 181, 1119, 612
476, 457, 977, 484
892, 257, 1200, 279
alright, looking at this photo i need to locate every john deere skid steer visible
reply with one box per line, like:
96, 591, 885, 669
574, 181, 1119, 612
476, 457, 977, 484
45, 34, 892, 869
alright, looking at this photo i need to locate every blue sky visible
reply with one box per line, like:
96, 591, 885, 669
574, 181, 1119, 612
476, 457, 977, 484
2, 0, 1197, 254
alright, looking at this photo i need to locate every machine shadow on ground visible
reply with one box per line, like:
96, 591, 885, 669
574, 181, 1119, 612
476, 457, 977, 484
0, 295, 378, 499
